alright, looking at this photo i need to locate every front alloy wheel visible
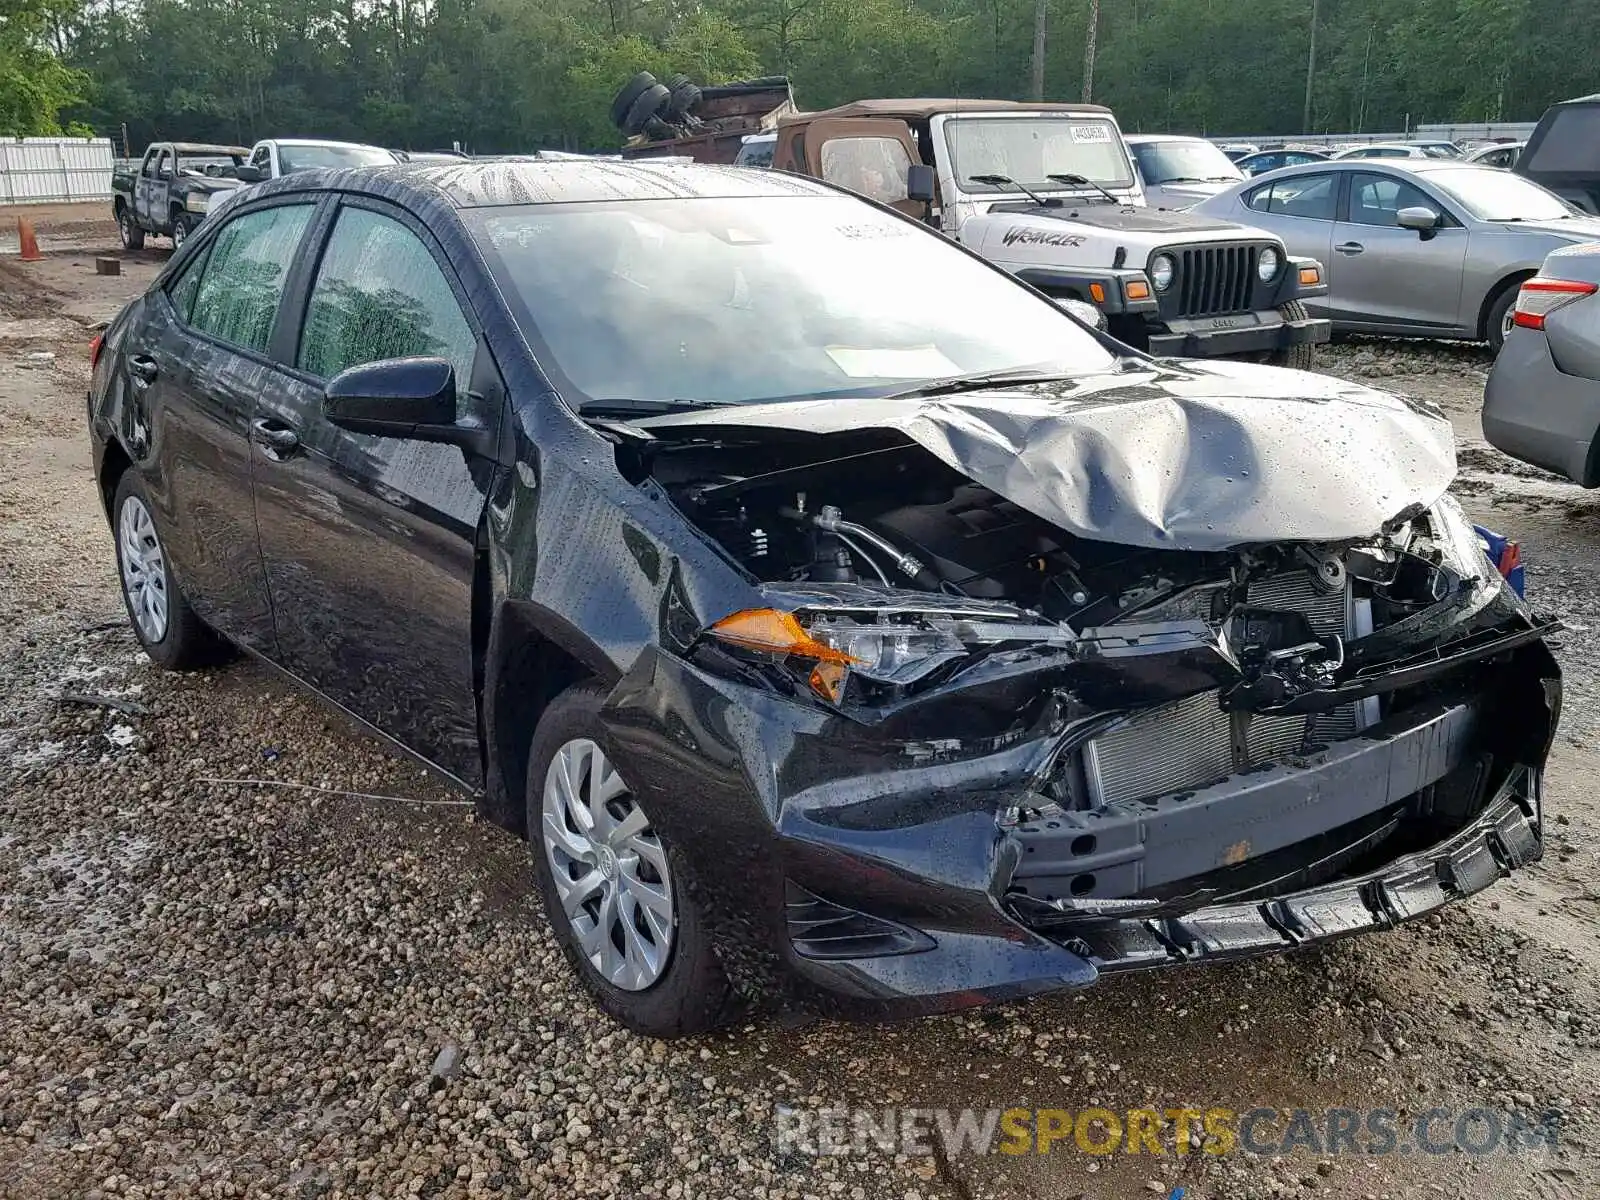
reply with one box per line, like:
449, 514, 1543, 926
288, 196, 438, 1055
541, 738, 675, 991
525, 681, 733, 1035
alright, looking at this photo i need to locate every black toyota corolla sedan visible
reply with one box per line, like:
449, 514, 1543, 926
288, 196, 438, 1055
87, 159, 1559, 1035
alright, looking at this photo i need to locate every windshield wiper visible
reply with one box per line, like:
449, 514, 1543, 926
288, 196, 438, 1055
967, 173, 1054, 206
886, 368, 1079, 400
1045, 173, 1126, 206
577, 398, 728, 417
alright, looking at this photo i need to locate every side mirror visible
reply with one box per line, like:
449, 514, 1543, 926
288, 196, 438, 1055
235, 164, 265, 183
1056, 296, 1108, 331
906, 163, 936, 204
1396, 205, 1440, 232
324, 356, 458, 438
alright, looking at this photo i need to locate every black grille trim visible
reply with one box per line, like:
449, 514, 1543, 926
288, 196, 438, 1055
1157, 241, 1277, 319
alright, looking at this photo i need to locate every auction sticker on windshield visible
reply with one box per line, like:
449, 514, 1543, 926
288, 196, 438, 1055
1070, 124, 1114, 143
825, 345, 960, 378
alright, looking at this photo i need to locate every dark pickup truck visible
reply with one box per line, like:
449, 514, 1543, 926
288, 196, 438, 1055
111, 142, 250, 252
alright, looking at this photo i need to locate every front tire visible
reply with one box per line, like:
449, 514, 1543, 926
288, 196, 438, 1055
111, 472, 226, 669
171, 212, 196, 250
526, 682, 734, 1036
118, 207, 145, 251
1265, 299, 1317, 370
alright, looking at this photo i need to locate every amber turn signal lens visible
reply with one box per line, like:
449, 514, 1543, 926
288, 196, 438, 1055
707, 608, 860, 664
1124, 280, 1150, 301
1088, 282, 1106, 304
1299, 266, 1320, 286
808, 660, 849, 703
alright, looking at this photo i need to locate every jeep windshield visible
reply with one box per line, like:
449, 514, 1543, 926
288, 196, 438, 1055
944, 116, 1135, 195
467, 194, 1115, 408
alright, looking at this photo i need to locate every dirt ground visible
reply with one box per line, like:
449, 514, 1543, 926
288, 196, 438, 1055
2, 219, 1597, 1200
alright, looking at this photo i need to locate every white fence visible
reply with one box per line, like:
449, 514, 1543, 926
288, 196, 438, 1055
0, 138, 116, 206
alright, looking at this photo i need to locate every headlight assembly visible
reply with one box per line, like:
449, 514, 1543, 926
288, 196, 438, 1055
706, 604, 1074, 704
1149, 254, 1175, 291
185, 193, 210, 213
1257, 246, 1281, 283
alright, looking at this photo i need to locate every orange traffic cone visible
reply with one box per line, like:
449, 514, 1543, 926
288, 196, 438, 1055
17, 217, 43, 262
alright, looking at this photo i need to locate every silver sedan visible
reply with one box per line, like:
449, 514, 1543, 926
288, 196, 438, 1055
1190, 159, 1600, 350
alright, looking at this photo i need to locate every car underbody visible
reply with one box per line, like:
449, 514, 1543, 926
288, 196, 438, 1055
586, 373, 1560, 1015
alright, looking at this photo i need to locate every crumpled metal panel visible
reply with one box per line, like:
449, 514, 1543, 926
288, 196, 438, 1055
642, 360, 1456, 551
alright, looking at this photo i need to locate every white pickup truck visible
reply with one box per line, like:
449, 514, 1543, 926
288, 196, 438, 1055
627, 97, 1332, 367
235, 138, 399, 182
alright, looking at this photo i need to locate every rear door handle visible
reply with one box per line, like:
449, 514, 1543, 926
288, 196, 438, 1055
251, 417, 300, 456
128, 355, 159, 385
1335, 241, 1365, 255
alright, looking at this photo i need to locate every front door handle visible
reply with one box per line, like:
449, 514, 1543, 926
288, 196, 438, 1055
251, 417, 300, 456
1335, 241, 1365, 255
128, 355, 159, 385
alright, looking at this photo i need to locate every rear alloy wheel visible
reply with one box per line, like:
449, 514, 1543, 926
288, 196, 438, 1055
118, 208, 145, 251
526, 682, 734, 1035
1264, 299, 1317, 370
111, 472, 227, 669
1487, 283, 1521, 354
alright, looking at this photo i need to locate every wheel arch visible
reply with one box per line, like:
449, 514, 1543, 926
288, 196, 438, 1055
1478, 268, 1537, 340
477, 595, 615, 838
98, 438, 133, 523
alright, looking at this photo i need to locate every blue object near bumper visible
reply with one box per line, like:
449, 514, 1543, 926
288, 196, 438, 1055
1475, 524, 1526, 597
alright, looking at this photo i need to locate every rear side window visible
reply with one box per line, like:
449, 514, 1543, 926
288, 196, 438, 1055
187, 204, 313, 353
1245, 173, 1337, 220
819, 137, 912, 205
297, 207, 475, 396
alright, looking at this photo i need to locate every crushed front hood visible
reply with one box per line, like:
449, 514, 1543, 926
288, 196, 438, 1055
638, 360, 1456, 551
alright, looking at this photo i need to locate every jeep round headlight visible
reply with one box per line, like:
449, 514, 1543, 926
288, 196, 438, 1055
1150, 254, 1175, 291
1257, 246, 1281, 282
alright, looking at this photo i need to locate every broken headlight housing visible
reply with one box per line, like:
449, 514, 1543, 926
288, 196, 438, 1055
704, 602, 1075, 704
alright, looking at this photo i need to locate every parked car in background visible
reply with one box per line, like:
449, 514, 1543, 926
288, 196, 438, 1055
1517, 94, 1600, 214
734, 132, 776, 167
1466, 142, 1524, 169
1484, 244, 1600, 482
1192, 158, 1600, 350
1124, 134, 1244, 208
1332, 141, 1464, 161
1233, 148, 1330, 176
87, 156, 1557, 1036
236, 138, 399, 181
396, 149, 470, 163
1218, 142, 1260, 161
111, 142, 249, 251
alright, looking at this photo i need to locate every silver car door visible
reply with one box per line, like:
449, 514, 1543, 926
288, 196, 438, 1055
1330, 171, 1468, 331
1240, 171, 1337, 318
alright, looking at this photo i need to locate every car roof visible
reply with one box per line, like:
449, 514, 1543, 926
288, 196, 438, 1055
167, 142, 250, 156
239, 157, 842, 211
787, 98, 1114, 123
1228, 158, 1492, 186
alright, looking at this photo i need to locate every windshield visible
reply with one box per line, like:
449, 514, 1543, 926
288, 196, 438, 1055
278, 144, 396, 173
1425, 168, 1576, 221
944, 116, 1134, 194
469, 195, 1115, 407
176, 155, 242, 175
1130, 140, 1243, 184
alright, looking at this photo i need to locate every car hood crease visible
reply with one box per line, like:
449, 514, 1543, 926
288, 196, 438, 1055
638, 363, 1458, 551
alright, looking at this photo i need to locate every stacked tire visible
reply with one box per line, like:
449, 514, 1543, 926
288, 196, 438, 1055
611, 72, 673, 136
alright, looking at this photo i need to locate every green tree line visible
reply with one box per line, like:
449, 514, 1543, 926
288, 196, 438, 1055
4, 0, 1598, 149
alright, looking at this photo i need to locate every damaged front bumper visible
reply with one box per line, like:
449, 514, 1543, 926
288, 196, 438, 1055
599, 612, 1560, 1018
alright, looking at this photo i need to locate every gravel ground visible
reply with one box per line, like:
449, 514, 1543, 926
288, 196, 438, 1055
3, 232, 1598, 1200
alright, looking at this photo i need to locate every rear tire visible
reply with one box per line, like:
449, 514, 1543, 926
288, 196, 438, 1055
610, 72, 657, 129
622, 84, 672, 136
111, 472, 228, 669
1486, 283, 1520, 354
526, 682, 735, 1037
118, 207, 145, 251
1265, 299, 1317, 370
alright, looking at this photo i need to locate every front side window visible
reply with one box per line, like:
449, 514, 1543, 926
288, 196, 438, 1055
469, 194, 1115, 408
819, 137, 912, 205
297, 207, 475, 395
155, 152, 172, 179
1348, 173, 1436, 226
945, 117, 1134, 193
186, 204, 312, 353
1246, 173, 1337, 221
